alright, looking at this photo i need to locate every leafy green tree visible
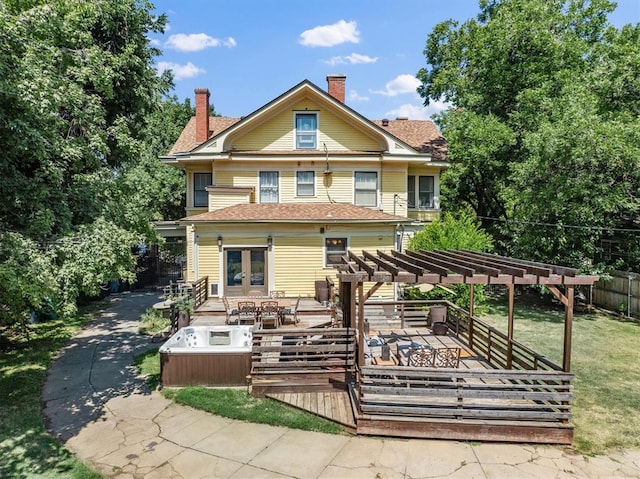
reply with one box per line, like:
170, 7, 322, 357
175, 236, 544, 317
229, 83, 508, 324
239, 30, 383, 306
417, 0, 640, 271
407, 212, 493, 309
0, 0, 172, 329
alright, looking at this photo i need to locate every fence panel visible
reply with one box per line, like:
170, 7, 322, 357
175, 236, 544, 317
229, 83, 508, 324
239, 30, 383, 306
593, 271, 640, 318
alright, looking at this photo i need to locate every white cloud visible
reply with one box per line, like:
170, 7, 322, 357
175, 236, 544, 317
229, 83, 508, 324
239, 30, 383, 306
385, 103, 430, 120
165, 33, 237, 52
299, 20, 360, 47
156, 61, 205, 80
348, 90, 369, 102
371, 74, 421, 97
385, 99, 450, 120
324, 53, 377, 66
149, 38, 161, 46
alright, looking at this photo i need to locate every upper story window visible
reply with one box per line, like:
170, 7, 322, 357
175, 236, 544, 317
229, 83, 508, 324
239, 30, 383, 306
296, 171, 315, 197
354, 171, 378, 207
259, 171, 279, 203
295, 113, 317, 149
193, 172, 212, 207
407, 175, 434, 209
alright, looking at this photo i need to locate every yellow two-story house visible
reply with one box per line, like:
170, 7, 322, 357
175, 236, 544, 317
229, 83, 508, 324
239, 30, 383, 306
161, 75, 447, 299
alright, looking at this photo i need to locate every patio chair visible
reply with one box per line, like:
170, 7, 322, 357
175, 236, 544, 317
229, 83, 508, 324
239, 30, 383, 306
433, 347, 461, 368
237, 301, 258, 326
222, 296, 238, 324
270, 290, 285, 298
260, 300, 280, 329
282, 295, 301, 324
406, 346, 436, 367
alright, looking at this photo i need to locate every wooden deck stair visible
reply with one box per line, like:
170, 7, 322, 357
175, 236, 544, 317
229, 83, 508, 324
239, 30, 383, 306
266, 390, 356, 430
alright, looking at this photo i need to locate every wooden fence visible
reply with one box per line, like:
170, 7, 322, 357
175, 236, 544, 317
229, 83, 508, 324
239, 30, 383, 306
593, 271, 639, 318
250, 327, 356, 397
191, 276, 209, 309
357, 366, 574, 443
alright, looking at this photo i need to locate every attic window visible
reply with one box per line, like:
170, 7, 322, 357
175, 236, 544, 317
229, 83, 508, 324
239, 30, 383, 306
295, 113, 317, 149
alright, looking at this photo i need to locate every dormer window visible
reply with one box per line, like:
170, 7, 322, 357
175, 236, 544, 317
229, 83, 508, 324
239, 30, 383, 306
295, 113, 317, 149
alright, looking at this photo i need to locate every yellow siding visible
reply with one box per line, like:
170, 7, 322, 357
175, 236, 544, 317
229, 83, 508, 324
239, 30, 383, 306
209, 192, 251, 211
273, 236, 326, 297
232, 99, 382, 152
322, 170, 353, 203
197, 237, 220, 284
381, 169, 406, 216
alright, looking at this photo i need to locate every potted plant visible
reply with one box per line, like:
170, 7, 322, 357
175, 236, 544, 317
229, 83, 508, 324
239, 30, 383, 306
175, 297, 195, 329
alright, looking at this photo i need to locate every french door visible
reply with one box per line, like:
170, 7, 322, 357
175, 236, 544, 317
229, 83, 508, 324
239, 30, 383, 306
224, 248, 267, 297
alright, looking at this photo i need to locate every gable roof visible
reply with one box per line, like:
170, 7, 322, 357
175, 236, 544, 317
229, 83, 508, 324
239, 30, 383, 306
181, 203, 409, 223
166, 79, 446, 159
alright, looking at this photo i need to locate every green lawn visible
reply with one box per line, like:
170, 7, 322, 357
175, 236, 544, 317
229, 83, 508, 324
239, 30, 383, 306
481, 293, 640, 454
135, 349, 344, 435
0, 311, 102, 479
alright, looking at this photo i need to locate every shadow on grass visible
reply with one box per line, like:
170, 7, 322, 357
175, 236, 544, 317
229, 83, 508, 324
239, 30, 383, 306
485, 291, 603, 324
133, 348, 161, 390
1, 288, 162, 479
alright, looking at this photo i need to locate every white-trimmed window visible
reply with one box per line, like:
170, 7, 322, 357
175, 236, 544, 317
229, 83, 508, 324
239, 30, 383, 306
325, 237, 347, 266
354, 171, 378, 207
295, 113, 317, 149
296, 171, 315, 197
193, 173, 212, 207
408, 175, 434, 209
259, 171, 279, 203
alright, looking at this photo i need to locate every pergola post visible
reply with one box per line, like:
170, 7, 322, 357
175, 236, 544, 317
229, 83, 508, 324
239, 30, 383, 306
506, 283, 515, 369
357, 281, 365, 368
468, 284, 475, 346
563, 286, 574, 372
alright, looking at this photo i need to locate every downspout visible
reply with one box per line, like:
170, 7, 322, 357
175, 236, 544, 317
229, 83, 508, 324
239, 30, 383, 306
192, 224, 198, 280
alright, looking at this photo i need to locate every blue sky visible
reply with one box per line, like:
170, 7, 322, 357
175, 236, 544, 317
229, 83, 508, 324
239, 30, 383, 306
150, 0, 639, 121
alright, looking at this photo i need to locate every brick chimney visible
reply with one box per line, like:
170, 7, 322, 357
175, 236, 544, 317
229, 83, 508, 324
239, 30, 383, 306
195, 88, 210, 143
326, 74, 346, 103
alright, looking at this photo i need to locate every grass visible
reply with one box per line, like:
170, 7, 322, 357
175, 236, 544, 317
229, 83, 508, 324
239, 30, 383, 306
480, 291, 640, 454
135, 350, 344, 435
0, 309, 103, 479
138, 307, 170, 336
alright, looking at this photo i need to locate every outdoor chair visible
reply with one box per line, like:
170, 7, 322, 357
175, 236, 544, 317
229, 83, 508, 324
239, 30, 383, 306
237, 301, 258, 326
270, 290, 285, 298
260, 300, 280, 329
222, 296, 238, 324
282, 295, 301, 324
433, 347, 461, 368
406, 346, 436, 367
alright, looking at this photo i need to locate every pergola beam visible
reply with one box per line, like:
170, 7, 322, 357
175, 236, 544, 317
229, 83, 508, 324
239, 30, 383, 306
336, 249, 598, 374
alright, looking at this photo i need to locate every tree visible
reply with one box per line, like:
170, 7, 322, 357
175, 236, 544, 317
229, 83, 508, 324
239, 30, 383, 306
407, 212, 493, 309
0, 0, 171, 329
417, 0, 640, 271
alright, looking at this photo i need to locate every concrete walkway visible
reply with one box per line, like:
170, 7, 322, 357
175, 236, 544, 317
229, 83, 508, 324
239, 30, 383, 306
43, 290, 640, 478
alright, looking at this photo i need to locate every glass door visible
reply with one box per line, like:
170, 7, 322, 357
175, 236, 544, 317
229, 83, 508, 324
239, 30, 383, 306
224, 248, 267, 296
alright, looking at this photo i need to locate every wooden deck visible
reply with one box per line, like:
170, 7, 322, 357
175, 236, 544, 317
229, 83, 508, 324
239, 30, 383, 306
266, 391, 357, 431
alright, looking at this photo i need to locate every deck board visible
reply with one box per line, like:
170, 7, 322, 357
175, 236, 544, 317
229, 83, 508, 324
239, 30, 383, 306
267, 391, 356, 429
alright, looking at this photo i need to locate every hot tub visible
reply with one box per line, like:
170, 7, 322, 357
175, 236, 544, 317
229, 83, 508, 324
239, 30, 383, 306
159, 325, 253, 386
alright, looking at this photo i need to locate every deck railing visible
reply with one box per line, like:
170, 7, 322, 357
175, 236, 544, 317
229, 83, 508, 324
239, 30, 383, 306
250, 328, 356, 397
191, 276, 209, 309
358, 366, 574, 442
362, 300, 563, 372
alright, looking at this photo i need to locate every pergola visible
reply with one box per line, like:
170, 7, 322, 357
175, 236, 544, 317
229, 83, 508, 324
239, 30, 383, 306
337, 249, 600, 372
